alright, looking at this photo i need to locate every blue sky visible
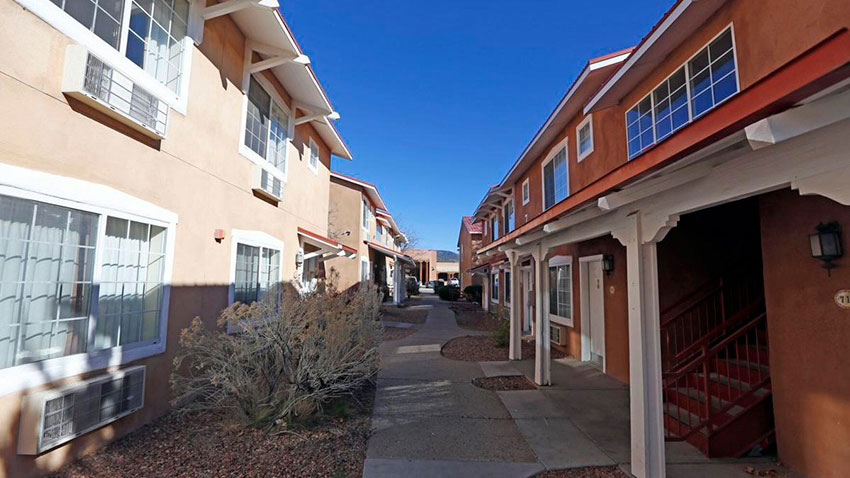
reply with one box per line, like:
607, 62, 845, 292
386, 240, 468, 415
283, 1, 671, 251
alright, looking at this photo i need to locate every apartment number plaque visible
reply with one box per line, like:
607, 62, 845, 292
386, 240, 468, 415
835, 290, 850, 309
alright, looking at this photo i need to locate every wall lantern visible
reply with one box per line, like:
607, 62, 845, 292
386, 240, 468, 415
809, 222, 843, 276
602, 255, 615, 275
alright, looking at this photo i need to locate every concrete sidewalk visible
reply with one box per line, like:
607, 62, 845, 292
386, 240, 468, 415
364, 294, 543, 478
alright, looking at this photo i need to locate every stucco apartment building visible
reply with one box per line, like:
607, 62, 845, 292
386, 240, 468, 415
325, 173, 412, 303
0, 0, 358, 475
465, 1, 850, 477
457, 216, 483, 289
407, 249, 459, 285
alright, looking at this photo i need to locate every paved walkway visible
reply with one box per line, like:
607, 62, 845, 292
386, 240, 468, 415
364, 295, 789, 478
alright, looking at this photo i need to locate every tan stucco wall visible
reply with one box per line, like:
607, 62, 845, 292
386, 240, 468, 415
0, 1, 337, 475
326, 179, 368, 291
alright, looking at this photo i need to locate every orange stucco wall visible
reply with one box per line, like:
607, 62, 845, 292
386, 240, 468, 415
759, 189, 850, 478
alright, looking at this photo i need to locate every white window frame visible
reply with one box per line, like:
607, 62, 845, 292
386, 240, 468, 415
540, 137, 570, 211
308, 137, 320, 174
360, 256, 370, 282
625, 24, 739, 161
576, 114, 594, 162
0, 162, 178, 397
521, 178, 530, 205
547, 255, 574, 327
15, 0, 198, 115
503, 198, 514, 234
491, 270, 499, 304
238, 73, 294, 183
362, 196, 371, 233
504, 267, 511, 305
227, 229, 285, 306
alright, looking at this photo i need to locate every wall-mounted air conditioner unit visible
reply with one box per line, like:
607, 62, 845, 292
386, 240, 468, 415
550, 324, 567, 346
252, 166, 284, 201
17, 366, 146, 455
62, 44, 168, 139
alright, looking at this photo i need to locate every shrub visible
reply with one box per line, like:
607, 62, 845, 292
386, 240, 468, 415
406, 277, 419, 296
438, 285, 461, 301
493, 319, 510, 348
171, 278, 382, 430
463, 284, 483, 304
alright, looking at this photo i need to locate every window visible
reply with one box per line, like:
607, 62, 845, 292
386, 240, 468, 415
308, 138, 319, 173
689, 28, 737, 118
504, 199, 514, 234
627, 26, 738, 160
0, 194, 170, 371
233, 243, 280, 305
548, 257, 572, 325
491, 271, 499, 303
50, 0, 190, 93
504, 270, 511, 304
521, 179, 530, 205
362, 198, 370, 232
576, 115, 594, 161
543, 146, 568, 210
376, 224, 382, 243
490, 215, 498, 241
244, 77, 290, 175
301, 254, 319, 288
360, 258, 370, 282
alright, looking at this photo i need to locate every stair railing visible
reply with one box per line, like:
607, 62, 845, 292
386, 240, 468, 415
662, 312, 770, 441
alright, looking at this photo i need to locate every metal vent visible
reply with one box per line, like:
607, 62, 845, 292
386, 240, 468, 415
18, 366, 146, 455
62, 45, 168, 139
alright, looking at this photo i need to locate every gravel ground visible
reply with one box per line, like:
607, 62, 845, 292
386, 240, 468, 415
48, 387, 376, 478
441, 336, 566, 362
472, 375, 537, 391
451, 306, 502, 331
382, 325, 417, 341
380, 305, 428, 324
534, 466, 630, 478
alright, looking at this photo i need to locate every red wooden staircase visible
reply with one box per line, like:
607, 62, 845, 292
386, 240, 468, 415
660, 273, 774, 457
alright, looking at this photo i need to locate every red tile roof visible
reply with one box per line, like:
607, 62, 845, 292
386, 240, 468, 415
462, 216, 483, 234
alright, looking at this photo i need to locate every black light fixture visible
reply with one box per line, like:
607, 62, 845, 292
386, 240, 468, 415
809, 222, 843, 276
602, 255, 615, 275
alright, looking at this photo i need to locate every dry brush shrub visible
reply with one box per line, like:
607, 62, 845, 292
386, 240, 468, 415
171, 277, 382, 429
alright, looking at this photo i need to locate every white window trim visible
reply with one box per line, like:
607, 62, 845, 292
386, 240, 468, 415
625, 23, 739, 161
360, 256, 370, 281
540, 136, 570, 211
15, 0, 197, 115
362, 196, 370, 232
521, 178, 530, 205
576, 114, 594, 162
548, 255, 574, 327
503, 267, 511, 305
227, 229, 285, 306
0, 163, 178, 397
238, 72, 293, 183
308, 137, 320, 174
491, 270, 499, 304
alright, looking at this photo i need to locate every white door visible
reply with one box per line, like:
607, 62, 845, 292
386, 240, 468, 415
582, 259, 605, 368
523, 268, 533, 334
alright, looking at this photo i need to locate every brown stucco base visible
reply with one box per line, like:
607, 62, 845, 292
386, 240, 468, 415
759, 189, 850, 478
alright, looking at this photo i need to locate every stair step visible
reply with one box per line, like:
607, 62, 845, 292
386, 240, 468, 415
733, 343, 770, 365
713, 360, 769, 385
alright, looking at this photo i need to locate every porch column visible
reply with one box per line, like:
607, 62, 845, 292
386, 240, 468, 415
531, 243, 551, 385
392, 261, 402, 304
614, 213, 667, 478
507, 251, 522, 360
483, 271, 490, 312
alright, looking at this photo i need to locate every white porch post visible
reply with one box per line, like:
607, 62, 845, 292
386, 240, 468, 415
531, 243, 551, 385
392, 262, 403, 304
483, 272, 490, 312
615, 213, 667, 478
507, 251, 522, 360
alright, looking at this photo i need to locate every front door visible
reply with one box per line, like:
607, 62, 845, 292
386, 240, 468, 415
522, 268, 533, 334
582, 258, 605, 368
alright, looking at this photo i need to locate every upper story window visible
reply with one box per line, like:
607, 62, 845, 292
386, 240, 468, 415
376, 224, 382, 242
244, 76, 290, 175
504, 199, 514, 234
308, 138, 319, 173
627, 27, 738, 160
543, 144, 568, 210
52, 0, 190, 94
362, 197, 370, 232
491, 215, 499, 241
521, 178, 530, 205
576, 115, 594, 161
